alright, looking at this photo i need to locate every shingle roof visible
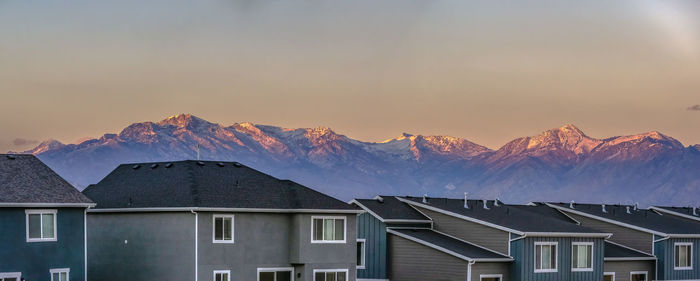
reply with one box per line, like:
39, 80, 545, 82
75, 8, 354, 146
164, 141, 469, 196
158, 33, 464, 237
353, 196, 430, 222
0, 154, 93, 205
548, 203, 700, 235
399, 197, 606, 235
82, 160, 357, 211
651, 206, 700, 221
604, 241, 655, 259
388, 228, 512, 261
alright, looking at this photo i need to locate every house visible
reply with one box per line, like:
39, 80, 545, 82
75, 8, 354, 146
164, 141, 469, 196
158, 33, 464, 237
352, 195, 611, 281
0, 154, 95, 281
82, 160, 362, 281
547, 202, 700, 281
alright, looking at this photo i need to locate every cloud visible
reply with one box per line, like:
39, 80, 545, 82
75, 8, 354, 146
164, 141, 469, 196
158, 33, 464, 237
688, 105, 700, 111
13, 138, 39, 146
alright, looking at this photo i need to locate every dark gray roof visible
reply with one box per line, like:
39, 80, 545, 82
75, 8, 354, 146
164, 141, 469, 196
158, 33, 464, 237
653, 206, 700, 219
353, 196, 430, 221
389, 228, 512, 261
604, 241, 655, 259
83, 160, 357, 211
400, 197, 606, 234
0, 154, 93, 205
549, 203, 700, 235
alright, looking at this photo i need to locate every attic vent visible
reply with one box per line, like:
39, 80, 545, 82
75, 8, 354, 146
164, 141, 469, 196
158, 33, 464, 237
376, 197, 384, 203
150, 164, 159, 169
626, 206, 631, 214
165, 163, 173, 168
234, 180, 240, 188
233, 162, 243, 167
634, 203, 639, 211
132, 164, 141, 169
6, 155, 16, 160
494, 198, 500, 207
217, 162, 225, 167
569, 200, 575, 209
197, 161, 205, 166
602, 204, 607, 213
463, 192, 469, 209
422, 194, 428, 204
693, 207, 698, 216
482, 199, 489, 210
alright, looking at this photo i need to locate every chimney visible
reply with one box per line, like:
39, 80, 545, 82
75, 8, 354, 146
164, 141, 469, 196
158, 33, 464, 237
569, 200, 575, 209
494, 198, 500, 207
422, 194, 428, 204
483, 199, 490, 210
464, 192, 469, 209
602, 204, 607, 213
626, 206, 631, 214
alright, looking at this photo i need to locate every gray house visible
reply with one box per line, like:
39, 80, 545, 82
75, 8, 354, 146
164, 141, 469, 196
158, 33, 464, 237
82, 160, 362, 281
0, 154, 95, 281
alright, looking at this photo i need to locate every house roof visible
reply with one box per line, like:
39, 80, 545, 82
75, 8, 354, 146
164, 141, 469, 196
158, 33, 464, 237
604, 241, 655, 260
352, 196, 431, 222
0, 154, 93, 206
387, 228, 513, 262
398, 196, 608, 236
650, 206, 700, 222
548, 203, 700, 236
82, 160, 358, 212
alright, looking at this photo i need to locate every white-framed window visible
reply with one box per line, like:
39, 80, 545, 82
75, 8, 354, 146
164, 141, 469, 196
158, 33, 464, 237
572, 242, 594, 271
603, 272, 615, 281
630, 271, 647, 281
0, 272, 22, 281
26, 209, 57, 242
534, 241, 558, 273
50, 268, 69, 281
213, 270, 230, 281
313, 269, 348, 281
257, 267, 294, 281
480, 274, 502, 281
212, 214, 234, 243
311, 216, 346, 243
357, 239, 366, 269
674, 242, 693, 270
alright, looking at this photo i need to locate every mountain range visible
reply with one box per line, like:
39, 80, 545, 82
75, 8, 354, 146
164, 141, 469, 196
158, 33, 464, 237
22, 114, 700, 205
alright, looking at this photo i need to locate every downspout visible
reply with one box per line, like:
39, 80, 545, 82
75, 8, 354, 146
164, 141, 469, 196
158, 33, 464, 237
652, 235, 670, 281
191, 210, 198, 281
84, 207, 88, 281
467, 260, 475, 281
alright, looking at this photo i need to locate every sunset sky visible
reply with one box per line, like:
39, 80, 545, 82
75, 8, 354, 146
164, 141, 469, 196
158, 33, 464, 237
1, 0, 699, 152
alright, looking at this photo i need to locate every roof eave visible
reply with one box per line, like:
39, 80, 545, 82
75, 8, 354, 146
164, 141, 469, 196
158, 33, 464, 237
87, 207, 364, 214
0, 202, 96, 208
604, 257, 656, 261
649, 206, 700, 222
387, 229, 511, 262
522, 232, 612, 238
545, 203, 669, 237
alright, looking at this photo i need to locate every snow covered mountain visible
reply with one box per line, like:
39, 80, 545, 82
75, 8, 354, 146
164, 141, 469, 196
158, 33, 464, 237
23, 114, 700, 205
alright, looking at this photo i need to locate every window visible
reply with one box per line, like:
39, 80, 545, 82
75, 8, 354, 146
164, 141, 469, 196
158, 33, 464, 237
534, 242, 558, 273
26, 209, 57, 242
603, 272, 615, 281
313, 269, 347, 281
572, 242, 593, 271
630, 271, 647, 281
50, 268, 69, 281
311, 216, 345, 243
213, 215, 234, 243
357, 239, 366, 269
0, 273, 21, 281
674, 242, 693, 270
257, 268, 293, 281
214, 270, 230, 281
480, 274, 502, 281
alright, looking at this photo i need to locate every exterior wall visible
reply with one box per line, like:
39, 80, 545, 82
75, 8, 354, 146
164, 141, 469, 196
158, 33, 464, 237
510, 236, 605, 281
414, 206, 510, 254
655, 238, 700, 281
0, 207, 86, 281
356, 212, 388, 280
471, 262, 511, 281
567, 213, 654, 254
388, 234, 469, 281
603, 260, 655, 281
87, 212, 196, 281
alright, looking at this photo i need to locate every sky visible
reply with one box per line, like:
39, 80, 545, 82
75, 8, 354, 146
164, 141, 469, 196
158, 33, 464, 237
1, 0, 699, 152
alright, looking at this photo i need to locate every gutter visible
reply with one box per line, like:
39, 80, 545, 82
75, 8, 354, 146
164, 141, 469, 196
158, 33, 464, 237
604, 257, 656, 261
0, 203, 96, 208
87, 207, 364, 214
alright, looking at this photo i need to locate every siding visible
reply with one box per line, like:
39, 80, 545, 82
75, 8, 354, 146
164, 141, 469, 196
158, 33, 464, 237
655, 238, 700, 281
0, 207, 86, 281
510, 237, 605, 281
567, 213, 653, 254
415, 207, 510, 254
356, 212, 388, 279
603, 260, 655, 281
472, 262, 511, 281
388, 233, 469, 281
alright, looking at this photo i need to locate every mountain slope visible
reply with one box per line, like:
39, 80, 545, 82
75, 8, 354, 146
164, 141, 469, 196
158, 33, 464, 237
23, 114, 700, 205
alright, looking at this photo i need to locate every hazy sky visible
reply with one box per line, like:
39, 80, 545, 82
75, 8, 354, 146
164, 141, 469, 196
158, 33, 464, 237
1, 0, 699, 152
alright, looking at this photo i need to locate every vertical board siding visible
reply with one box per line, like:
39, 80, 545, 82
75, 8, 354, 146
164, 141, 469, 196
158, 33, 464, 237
357, 212, 388, 279
657, 238, 700, 281
388, 234, 469, 281
415, 207, 510, 254
603, 260, 655, 281
511, 237, 604, 281
568, 213, 653, 254
472, 262, 511, 281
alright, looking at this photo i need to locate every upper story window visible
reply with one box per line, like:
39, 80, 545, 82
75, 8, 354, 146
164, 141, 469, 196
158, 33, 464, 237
534, 242, 558, 273
313, 269, 347, 281
213, 215, 234, 243
630, 271, 647, 281
674, 242, 693, 270
0, 272, 22, 281
50, 268, 69, 281
572, 242, 594, 271
258, 268, 293, 281
312, 216, 345, 243
213, 270, 230, 281
357, 239, 366, 269
26, 209, 57, 242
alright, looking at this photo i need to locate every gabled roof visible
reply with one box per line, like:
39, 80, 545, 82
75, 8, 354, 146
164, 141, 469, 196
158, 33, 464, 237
0, 154, 93, 207
351, 196, 431, 223
604, 241, 656, 261
82, 160, 358, 213
397, 196, 609, 237
649, 206, 700, 222
387, 228, 513, 262
547, 202, 700, 237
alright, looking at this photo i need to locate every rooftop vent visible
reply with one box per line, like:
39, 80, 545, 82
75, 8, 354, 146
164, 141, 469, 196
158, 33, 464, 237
463, 192, 469, 209
626, 206, 631, 214
150, 164, 158, 169
197, 161, 205, 166
6, 155, 16, 160
376, 196, 384, 203
132, 164, 141, 170
233, 162, 243, 167
483, 199, 490, 210
234, 180, 240, 188
634, 203, 639, 211
165, 163, 173, 168
693, 207, 697, 216
217, 162, 225, 167
569, 200, 575, 209
602, 204, 607, 213
422, 194, 428, 204
494, 198, 500, 207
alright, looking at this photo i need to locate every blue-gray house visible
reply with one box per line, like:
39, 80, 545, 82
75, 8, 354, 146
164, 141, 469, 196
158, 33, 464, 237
0, 154, 95, 281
